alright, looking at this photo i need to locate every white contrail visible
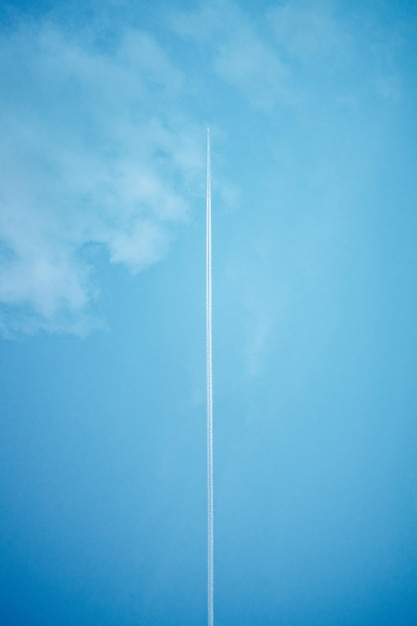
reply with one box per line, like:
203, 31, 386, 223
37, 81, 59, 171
206, 128, 214, 626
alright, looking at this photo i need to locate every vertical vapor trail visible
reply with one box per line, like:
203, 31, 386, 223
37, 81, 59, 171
206, 128, 214, 626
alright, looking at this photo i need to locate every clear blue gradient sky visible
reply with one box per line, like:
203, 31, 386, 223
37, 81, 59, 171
1, 1, 417, 624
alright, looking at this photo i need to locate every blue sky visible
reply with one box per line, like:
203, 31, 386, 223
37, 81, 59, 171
1, 0, 417, 624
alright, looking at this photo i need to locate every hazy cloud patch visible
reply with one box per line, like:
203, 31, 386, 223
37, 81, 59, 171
214, 25, 291, 109
0, 18, 202, 335
170, 0, 292, 109
266, 0, 348, 62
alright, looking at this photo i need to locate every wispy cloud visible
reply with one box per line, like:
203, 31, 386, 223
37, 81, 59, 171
0, 0, 410, 337
0, 18, 202, 335
170, 0, 292, 109
266, 0, 349, 63
214, 25, 291, 110
170, 0, 407, 112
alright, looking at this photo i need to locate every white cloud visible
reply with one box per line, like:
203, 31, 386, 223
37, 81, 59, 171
266, 0, 348, 62
170, 0, 292, 109
169, 0, 380, 111
214, 25, 291, 110
0, 19, 203, 335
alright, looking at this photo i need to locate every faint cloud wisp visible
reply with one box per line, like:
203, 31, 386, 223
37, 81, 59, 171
0, 18, 202, 335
